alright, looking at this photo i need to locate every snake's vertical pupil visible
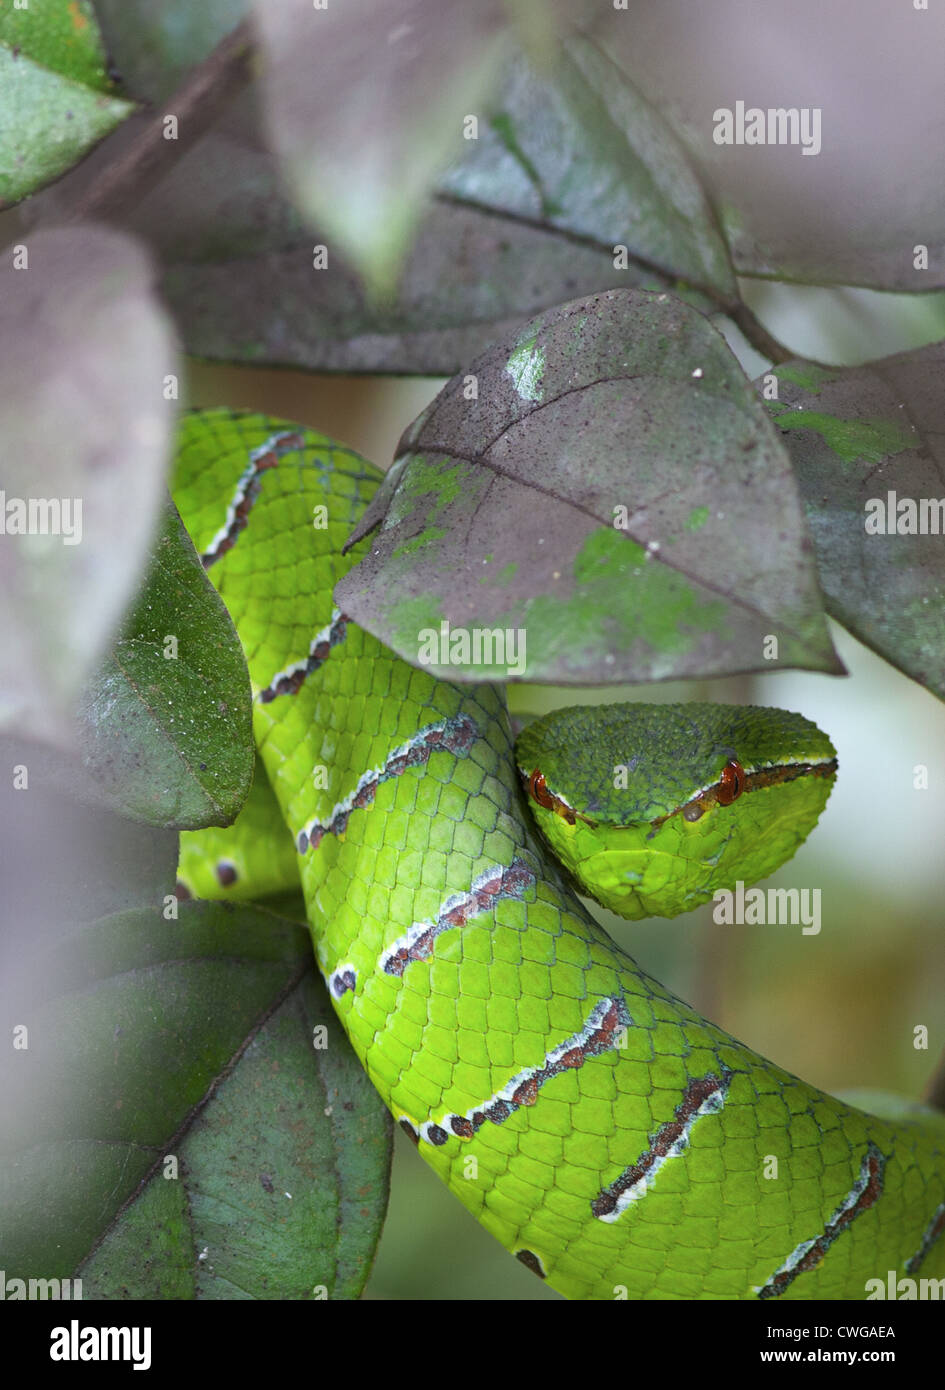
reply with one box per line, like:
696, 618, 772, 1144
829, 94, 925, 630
717, 757, 745, 806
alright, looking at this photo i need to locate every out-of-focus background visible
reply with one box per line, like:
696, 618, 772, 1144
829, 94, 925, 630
188, 282, 945, 1300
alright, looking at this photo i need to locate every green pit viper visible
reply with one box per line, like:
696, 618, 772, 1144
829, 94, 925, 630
173, 409, 945, 1301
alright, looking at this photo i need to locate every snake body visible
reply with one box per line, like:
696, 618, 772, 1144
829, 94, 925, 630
174, 411, 945, 1300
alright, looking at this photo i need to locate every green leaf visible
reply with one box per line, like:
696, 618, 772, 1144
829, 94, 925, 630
439, 37, 736, 299
337, 287, 841, 685
761, 346, 945, 702
0, 226, 178, 745
0, 902, 392, 1300
77, 500, 254, 829
0, 0, 112, 91
0, 0, 134, 205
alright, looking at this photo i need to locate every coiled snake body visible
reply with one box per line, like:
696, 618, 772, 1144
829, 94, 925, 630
174, 411, 945, 1300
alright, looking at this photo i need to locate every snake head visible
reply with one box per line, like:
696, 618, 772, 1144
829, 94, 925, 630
515, 702, 837, 920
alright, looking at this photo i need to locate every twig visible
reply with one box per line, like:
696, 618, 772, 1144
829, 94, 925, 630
924, 1047, 945, 1113
724, 297, 795, 365
69, 20, 255, 225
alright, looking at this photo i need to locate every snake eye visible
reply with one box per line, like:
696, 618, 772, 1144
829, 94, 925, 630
528, 769, 556, 811
717, 757, 745, 807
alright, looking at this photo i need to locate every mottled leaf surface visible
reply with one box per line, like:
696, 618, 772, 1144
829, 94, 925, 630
0, 903, 392, 1300
439, 37, 735, 299
0, 0, 133, 205
338, 288, 840, 685
763, 348, 945, 701
77, 501, 254, 829
0, 227, 177, 743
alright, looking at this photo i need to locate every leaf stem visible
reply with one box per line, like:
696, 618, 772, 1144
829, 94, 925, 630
69, 20, 255, 225
925, 1047, 945, 1113
724, 298, 794, 365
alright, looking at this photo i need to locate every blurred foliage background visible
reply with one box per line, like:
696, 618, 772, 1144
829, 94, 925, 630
188, 282, 945, 1299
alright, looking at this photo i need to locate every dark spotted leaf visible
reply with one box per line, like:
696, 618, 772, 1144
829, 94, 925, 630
164, 200, 681, 376
20, 127, 668, 373
0, 902, 392, 1301
439, 36, 736, 299
0, 0, 133, 206
337, 287, 841, 686
0, 227, 177, 745
761, 346, 945, 702
77, 500, 254, 830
